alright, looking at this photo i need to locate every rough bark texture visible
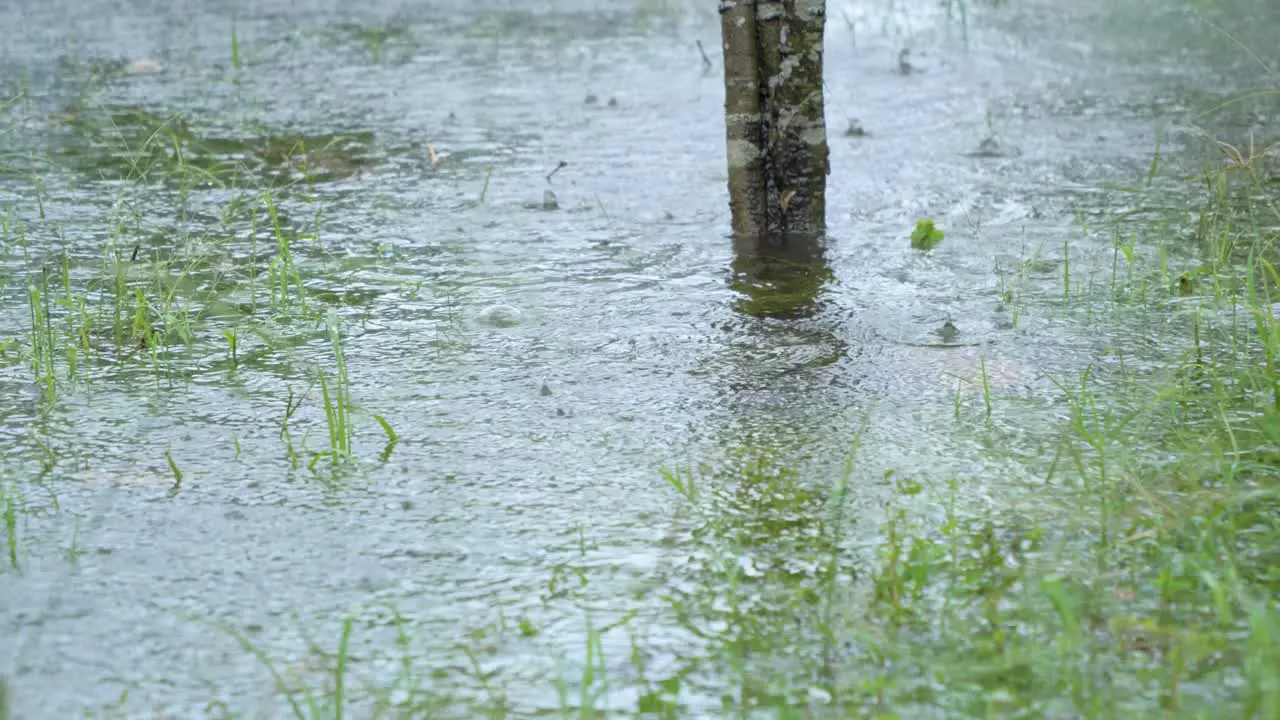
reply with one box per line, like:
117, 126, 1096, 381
720, 0, 767, 240
766, 0, 828, 239
720, 0, 828, 247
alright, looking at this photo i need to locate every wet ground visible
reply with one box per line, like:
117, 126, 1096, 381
0, 0, 1276, 716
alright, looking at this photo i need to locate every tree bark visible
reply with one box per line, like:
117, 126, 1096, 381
720, 0, 768, 240
721, 0, 830, 318
720, 0, 828, 246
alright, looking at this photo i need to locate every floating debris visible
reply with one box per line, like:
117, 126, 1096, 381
126, 59, 163, 74
897, 48, 914, 75
934, 320, 960, 344
844, 118, 868, 138
964, 136, 1022, 158
697, 39, 714, 72
520, 189, 561, 211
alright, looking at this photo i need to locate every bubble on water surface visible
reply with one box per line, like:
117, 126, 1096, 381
477, 304, 523, 328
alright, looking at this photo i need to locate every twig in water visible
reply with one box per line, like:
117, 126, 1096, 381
546, 160, 568, 184
697, 40, 713, 72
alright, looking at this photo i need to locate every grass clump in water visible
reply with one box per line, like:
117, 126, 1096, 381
317, 310, 353, 466
831, 112, 1280, 718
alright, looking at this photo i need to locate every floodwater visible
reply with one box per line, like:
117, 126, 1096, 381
0, 0, 1274, 716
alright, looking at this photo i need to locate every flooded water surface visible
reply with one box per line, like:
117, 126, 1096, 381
0, 0, 1275, 716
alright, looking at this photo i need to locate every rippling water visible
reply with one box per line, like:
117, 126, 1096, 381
0, 0, 1275, 716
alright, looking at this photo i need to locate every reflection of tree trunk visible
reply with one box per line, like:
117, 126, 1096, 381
730, 239, 832, 318
720, 0, 829, 245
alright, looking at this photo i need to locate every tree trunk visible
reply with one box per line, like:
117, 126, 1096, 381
720, 0, 829, 246
721, 0, 830, 318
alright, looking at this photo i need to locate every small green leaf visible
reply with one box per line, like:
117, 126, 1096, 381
373, 414, 398, 443
911, 219, 945, 251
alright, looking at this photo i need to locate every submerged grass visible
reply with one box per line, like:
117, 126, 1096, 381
0, 85, 405, 477
154, 96, 1280, 718
217, 617, 355, 720
1, 482, 18, 570
820, 97, 1280, 718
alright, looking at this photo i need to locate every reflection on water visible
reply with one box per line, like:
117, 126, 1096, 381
731, 232, 834, 319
